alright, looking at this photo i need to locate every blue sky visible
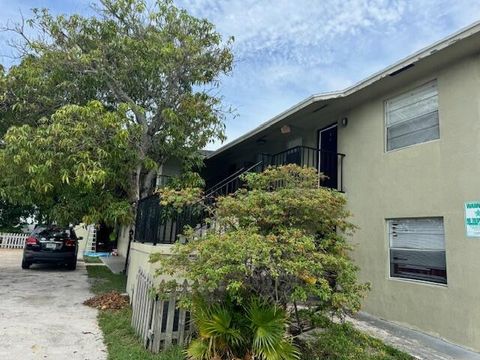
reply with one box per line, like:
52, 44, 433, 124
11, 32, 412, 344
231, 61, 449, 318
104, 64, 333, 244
1, 1, 480, 149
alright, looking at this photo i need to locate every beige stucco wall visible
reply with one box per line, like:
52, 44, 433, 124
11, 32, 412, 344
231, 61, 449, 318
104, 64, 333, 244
126, 242, 182, 298
127, 51, 480, 350
116, 225, 131, 257
338, 53, 480, 351
160, 158, 182, 177
74, 224, 89, 257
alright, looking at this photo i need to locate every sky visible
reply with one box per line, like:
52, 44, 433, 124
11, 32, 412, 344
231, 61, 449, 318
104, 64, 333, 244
1, 1, 480, 149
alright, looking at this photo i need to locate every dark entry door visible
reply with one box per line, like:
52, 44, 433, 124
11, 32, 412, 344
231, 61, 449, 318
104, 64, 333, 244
318, 124, 338, 189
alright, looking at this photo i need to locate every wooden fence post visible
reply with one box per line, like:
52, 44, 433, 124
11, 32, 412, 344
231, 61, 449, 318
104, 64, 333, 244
0, 232, 28, 249
131, 270, 191, 353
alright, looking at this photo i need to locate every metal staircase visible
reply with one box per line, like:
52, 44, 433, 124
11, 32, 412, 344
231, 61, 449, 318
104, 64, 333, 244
134, 161, 263, 245
204, 160, 263, 199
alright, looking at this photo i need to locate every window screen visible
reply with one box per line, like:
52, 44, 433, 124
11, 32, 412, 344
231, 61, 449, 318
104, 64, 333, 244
385, 81, 439, 151
388, 217, 447, 284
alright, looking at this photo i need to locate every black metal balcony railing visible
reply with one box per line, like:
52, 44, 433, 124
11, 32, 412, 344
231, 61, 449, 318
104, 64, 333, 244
261, 146, 345, 192
134, 196, 205, 245
134, 146, 345, 244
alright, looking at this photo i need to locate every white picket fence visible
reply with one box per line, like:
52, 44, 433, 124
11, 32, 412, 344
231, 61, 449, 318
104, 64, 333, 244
0, 232, 29, 249
131, 269, 191, 352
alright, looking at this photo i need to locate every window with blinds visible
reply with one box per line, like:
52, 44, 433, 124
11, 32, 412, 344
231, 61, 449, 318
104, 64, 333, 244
388, 217, 447, 284
385, 81, 439, 151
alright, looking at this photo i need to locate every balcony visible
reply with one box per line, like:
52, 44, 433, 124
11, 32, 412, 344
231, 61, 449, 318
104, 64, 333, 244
261, 146, 345, 192
135, 146, 345, 244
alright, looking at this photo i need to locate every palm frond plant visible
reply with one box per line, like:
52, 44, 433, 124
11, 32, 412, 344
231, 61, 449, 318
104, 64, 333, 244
187, 297, 247, 360
186, 297, 299, 360
247, 300, 299, 360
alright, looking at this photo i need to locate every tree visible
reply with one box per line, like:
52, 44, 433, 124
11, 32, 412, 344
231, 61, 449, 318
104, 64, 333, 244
154, 165, 369, 316
0, 0, 233, 225
0, 101, 139, 225
0, 199, 35, 232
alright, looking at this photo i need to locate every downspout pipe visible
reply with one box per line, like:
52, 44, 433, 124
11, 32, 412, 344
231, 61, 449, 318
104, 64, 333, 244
123, 200, 138, 274
123, 227, 134, 274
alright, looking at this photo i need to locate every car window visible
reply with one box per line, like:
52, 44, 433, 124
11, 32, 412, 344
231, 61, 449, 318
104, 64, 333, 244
32, 226, 47, 235
36, 227, 72, 239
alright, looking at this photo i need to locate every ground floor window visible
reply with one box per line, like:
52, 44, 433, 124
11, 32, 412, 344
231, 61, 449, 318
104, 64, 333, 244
388, 217, 447, 284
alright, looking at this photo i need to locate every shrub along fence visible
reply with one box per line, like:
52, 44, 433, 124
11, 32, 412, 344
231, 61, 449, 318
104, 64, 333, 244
131, 268, 191, 352
0, 232, 28, 249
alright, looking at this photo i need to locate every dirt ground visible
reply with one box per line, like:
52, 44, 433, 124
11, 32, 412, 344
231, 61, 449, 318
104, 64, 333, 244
0, 249, 106, 360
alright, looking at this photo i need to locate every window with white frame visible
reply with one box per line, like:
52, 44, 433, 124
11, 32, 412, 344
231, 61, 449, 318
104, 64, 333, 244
385, 81, 439, 151
388, 217, 447, 284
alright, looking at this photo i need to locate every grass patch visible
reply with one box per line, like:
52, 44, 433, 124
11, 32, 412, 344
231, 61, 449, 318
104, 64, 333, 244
86, 264, 184, 360
84, 256, 103, 263
86, 266, 409, 360
300, 320, 413, 360
99, 307, 184, 360
86, 265, 127, 295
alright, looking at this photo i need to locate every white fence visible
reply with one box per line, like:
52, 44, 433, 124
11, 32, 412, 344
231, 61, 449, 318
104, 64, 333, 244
131, 269, 191, 352
0, 233, 28, 249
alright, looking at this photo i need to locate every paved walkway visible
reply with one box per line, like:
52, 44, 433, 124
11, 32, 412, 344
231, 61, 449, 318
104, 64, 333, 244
0, 249, 106, 360
350, 312, 480, 360
101, 255, 126, 274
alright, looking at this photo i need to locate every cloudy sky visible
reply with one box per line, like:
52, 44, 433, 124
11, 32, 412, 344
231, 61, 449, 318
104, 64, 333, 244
1, 1, 480, 149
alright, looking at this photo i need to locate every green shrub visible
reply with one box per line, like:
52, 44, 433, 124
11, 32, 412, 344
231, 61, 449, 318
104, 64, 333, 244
299, 321, 413, 360
155, 165, 369, 315
155, 165, 372, 359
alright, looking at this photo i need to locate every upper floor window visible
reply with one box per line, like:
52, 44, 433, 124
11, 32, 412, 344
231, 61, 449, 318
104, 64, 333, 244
385, 81, 439, 151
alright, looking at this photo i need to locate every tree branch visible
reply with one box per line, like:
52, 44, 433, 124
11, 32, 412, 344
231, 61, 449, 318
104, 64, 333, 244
103, 73, 147, 126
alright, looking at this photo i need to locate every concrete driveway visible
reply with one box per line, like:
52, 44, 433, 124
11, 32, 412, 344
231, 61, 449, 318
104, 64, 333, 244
0, 249, 106, 360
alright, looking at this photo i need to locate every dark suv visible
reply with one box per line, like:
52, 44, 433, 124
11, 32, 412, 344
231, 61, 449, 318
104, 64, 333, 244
22, 226, 80, 270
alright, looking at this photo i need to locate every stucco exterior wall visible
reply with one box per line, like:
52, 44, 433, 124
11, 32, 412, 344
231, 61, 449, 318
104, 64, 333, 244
128, 50, 480, 351
126, 242, 182, 298
160, 158, 182, 177
338, 53, 480, 351
74, 225, 89, 256
116, 225, 130, 257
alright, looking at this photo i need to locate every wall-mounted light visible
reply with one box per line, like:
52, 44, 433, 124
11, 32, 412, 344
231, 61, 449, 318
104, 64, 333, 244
341, 117, 348, 127
256, 136, 267, 144
280, 125, 291, 134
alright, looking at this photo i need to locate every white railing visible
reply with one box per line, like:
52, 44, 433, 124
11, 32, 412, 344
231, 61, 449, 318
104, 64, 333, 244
0, 233, 29, 249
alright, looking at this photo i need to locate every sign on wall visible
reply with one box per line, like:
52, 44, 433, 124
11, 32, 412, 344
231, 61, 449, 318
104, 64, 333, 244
465, 201, 480, 237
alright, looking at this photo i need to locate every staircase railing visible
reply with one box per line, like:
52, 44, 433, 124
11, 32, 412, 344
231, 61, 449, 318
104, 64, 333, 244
205, 160, 263, 198
134, 161, 263, 245
134, 145, 346, 245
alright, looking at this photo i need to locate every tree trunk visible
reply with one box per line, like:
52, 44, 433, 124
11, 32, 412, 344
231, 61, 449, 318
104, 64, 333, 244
133, 163, 142, 203
141, 168, 158, 199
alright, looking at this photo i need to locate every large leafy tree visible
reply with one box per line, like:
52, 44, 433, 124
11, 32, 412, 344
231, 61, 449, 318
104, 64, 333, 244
0, 0, 232, 224
0, 199, 35, 232
0, 101, 140, 225
155, 165, 369, 313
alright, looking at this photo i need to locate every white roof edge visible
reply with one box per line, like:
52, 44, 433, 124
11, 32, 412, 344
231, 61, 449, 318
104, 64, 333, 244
208, 20, 480, 158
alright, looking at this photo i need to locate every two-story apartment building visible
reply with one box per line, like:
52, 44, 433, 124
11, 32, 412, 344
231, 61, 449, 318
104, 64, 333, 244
125, 21, 480, 351
202, 22, 480, 351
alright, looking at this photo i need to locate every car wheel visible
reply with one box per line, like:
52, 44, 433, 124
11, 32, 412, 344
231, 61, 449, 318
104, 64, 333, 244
21, 259, 31, 269
66, 260, 77, 270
